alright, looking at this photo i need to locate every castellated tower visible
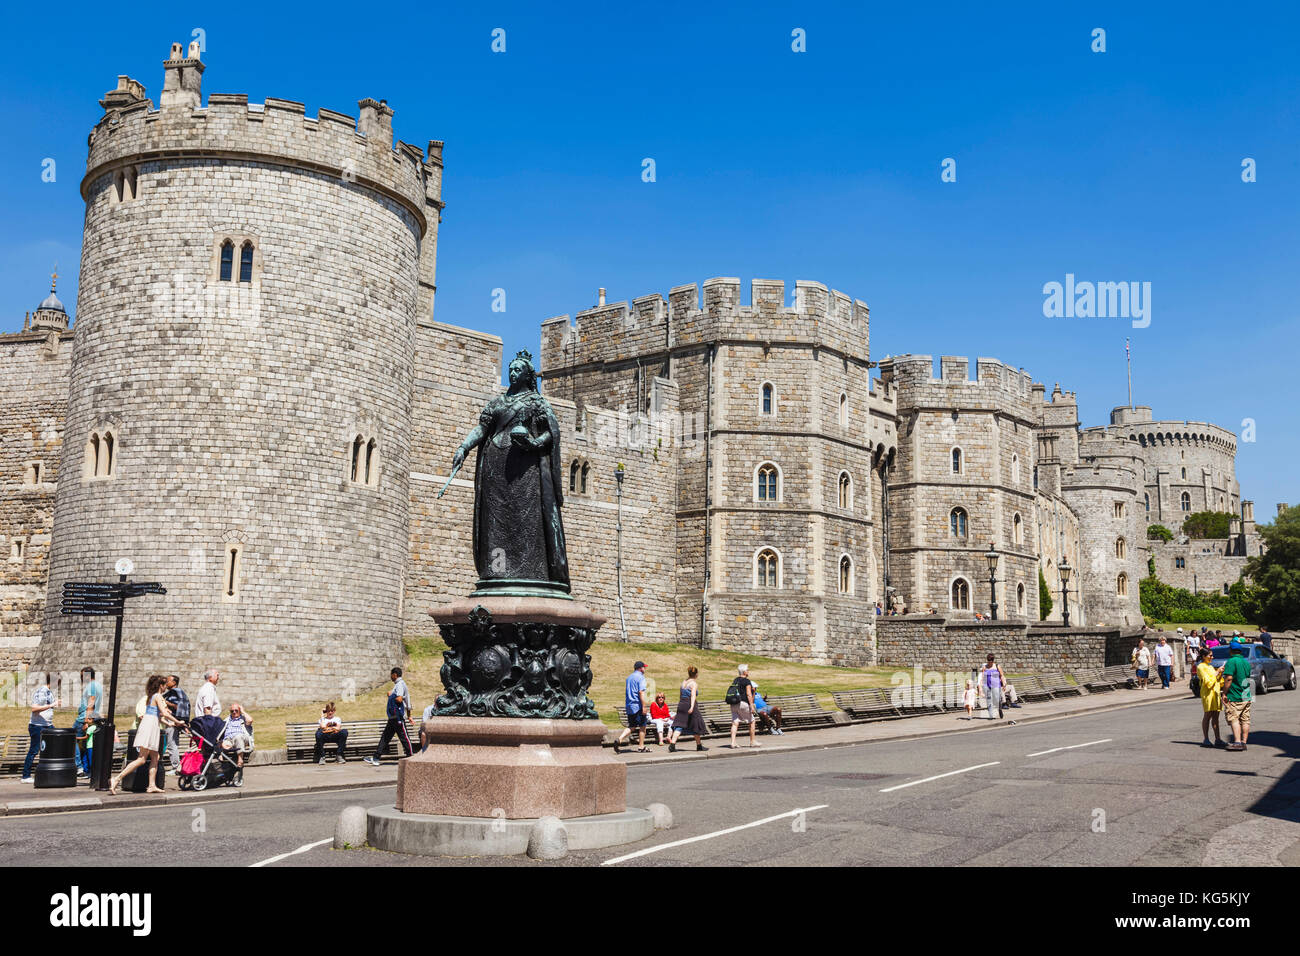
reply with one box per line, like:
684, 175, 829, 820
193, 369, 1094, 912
541, 278, 894, 665
878, 355, 1039, 620
34, 45, 444, 706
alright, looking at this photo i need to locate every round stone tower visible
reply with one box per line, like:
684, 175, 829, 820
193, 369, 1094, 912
35, 43, 444, 706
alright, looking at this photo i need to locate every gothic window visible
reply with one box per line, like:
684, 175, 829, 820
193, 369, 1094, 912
219, 241, 234, 282
761, 382, 774, 416
570, 460, 580, 493
1017, 583, 1026, 615
951, 447, 963, 475
839, 555, 853, 595
581, 462, 590, 494
839, 393, 848, 428
225, 546, 242, 600
1114, 502, 1125, 518
1013, 512, 1023, 545
239, 242, 255, 283
1033, 466, 1039, 490
951, 577, 970, 610
838, 472, 852, 509
1011, 454, 1020, 485
112, 166, 139, 203
1181, 492, 1191, 512
950, 507, 968, 538
756, 463, 779, 502
365, 438, 378, 485
1115, 537, 1127, 560
84, 429, 116, 479
350, 433, 380, 487
1144, 493, 1150, 512
1117, 573, 1129, 597
756, 549, 780, 588
1175, 557, 1186, 569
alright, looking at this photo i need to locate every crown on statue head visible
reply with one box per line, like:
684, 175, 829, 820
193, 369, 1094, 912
514, 348, 534, 365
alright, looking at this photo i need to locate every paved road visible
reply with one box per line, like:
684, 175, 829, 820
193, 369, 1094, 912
4, 689, 1298, 867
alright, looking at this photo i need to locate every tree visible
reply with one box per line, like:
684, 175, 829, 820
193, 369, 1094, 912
1038, 567, 1053, 621
1243, 508, 1300, 630
1147, 524, 1174, 542
1182, 511, 1234, 540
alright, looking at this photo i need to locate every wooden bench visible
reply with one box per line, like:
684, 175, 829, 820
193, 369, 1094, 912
1040, 672, 1084, 698
890, 683, 941, 715
1073, 669, 1118, 693
1013, 676, 1055, 703
761, 694, 837, 729
284, 718, 418, 762
613, 706, 674, 742
832, 687, 902, 721
0, 733, 28, 773
1102, 664, 1139, 689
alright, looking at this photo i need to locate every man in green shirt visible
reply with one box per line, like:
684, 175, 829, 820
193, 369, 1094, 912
1221, 641, 1253, 752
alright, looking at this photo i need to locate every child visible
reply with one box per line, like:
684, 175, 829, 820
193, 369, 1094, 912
649, 692, 673, 746
962, 680, 977, 719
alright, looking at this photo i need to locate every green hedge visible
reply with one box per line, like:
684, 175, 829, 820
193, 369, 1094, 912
1140, 574, 1248, 625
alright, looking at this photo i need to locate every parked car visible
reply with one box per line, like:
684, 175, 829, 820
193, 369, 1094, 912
1188, 644, 1297, 696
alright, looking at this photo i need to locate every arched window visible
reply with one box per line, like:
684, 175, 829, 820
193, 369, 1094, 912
1181, 492, 1191, 512
570, 460, 580, 493
225, 546, 242, 600
1115, 537, 1127, 560
756, 549, 780, 588
951, 447, 963, 474
756, 463, 779, 502
581, 461, 590, 494
950, 507, 968, 538
365, 438, 378, 486
951, 577, 970, 610
85, 430, 116, 479
1144, 492, 1150, 512
1033, 465, 1039, 490
349, 433, 379, 487
219, 241, 234, 282
239, 241, 255, 283
1180, 467, 1187, 480
1013, 512, 1023, 545
1113, 502, 1125, 518
1117, 573, 1129, 597
1011, 454, 1020, 485
838, 393, 848, 427
839, 555, 853, 595
351, 435, 365, 483
761, 382, 774, 416
838, 472, 852, 509
1017, 583, 1026, 615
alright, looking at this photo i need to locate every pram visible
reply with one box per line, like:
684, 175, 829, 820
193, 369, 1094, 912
176, 714, 245, 791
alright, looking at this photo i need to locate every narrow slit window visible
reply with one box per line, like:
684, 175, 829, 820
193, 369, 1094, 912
226, 546, 241, 598
239, 242, 254, 283
351, 435, 364, 482
220, 241, 234, 282
365, 438, 377, 485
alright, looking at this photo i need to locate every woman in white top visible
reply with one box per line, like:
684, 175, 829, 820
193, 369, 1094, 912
111, 675, 184, 794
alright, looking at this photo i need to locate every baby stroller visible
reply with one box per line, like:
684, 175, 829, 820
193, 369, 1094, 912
176, 714, 245, 791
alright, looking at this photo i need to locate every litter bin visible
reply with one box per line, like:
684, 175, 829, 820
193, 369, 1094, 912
33, 727, 78, 789
125, 730, 166, 792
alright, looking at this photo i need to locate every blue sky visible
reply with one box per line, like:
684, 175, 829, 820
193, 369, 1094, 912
2, 2, 1296, 514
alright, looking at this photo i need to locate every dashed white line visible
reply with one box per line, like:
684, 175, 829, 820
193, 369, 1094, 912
1025, 738, 1112, 758
602, 805, 829, 865
879, 762, 1000, 793
250, 837, 332, 868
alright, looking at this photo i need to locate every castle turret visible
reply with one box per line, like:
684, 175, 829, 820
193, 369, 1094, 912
29, 273, 68, 333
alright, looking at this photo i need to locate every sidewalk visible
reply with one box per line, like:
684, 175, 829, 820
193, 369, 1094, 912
0, 685, 1190, 816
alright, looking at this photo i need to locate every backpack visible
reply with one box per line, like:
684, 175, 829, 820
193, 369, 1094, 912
725, 679, 744, 705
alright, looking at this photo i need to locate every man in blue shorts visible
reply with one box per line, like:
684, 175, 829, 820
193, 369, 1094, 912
614, 661, 649, 753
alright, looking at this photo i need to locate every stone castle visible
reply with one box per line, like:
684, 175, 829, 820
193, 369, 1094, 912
0, 47, 1270, 705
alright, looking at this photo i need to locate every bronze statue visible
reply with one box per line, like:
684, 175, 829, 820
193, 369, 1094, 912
449, 349, 570, 598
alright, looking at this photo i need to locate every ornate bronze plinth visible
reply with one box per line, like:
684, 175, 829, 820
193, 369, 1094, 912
429, 596, 604, 720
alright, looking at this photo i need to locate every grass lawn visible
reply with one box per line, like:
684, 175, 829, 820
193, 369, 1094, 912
1, 639, 908, 749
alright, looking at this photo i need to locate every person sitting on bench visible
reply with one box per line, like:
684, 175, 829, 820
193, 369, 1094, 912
314, 702, 348, 764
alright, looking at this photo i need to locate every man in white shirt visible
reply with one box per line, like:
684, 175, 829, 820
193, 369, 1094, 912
195, 668, 221, 717
1132, 639, 1152, 690
1154, 636, 1175, 689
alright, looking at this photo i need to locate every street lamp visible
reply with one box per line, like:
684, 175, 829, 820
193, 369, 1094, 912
984, 543, 999, 621
614, 463, 628, 643
1057, 558, 1072, 627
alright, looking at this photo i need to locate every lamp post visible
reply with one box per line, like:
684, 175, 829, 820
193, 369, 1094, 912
984, 543, 999, 621
1057, 558, 1072, 627
614, 463, 628, 643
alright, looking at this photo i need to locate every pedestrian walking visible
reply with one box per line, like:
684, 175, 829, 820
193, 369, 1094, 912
1195, 649, 1225, 748
981, 654, 1005, 720
668, 666, 708, 753
1155, 635, 1174, 689
1221, 640, 1253, 752
614, 661, 650, 754
364, 667, 413, 765
1132, 639, 1152, 689
314, 702, 349, 764
195, 668, 221, 717
962, 680, 976, 720
21, 673, 60, 783
110, 675, 183, 794
162, 675, 191, 774
74, 666, 103, 776
727, 664, 758, 748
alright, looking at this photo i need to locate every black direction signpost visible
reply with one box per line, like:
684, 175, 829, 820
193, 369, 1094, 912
60, 571, 166, 791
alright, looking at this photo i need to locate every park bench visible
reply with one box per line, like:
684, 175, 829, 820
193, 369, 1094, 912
284, 717, 418, 762
0, 734, 26, 773
761, 693, 837, 729
1040, 672, 1084, 698
832, 687, 901, 721
1073, 669, 1118, 693
613, 706, 674, 743
1013, 676, 1055, 703
697, 700, 739, 734
1102, 664, 1138, 689
890, 683, 941, 715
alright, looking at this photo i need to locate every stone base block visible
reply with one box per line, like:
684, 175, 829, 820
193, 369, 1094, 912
396, 716, 625, 819
366, 804, 655, 857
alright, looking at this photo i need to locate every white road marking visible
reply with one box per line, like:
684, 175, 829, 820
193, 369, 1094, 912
602, 805, 829, 865
250, 837, 332, 868
879, 762, 1000, 793
1025, 738, 1112, 757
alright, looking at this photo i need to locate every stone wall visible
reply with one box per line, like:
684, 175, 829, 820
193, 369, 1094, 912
0, 331, 71, 652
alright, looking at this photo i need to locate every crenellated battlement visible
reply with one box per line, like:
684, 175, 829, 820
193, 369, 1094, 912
83, 45, 441, 236
877, 353, 1035, 416
540, 277, 869, 375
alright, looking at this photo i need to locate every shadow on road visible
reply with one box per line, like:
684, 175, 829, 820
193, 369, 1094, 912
1243, 730, 1300, 822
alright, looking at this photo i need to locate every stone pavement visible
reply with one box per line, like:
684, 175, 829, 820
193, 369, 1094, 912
0, 684, 1188, 816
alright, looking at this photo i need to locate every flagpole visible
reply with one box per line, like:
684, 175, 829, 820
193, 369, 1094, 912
1126, 338, 1132, 410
